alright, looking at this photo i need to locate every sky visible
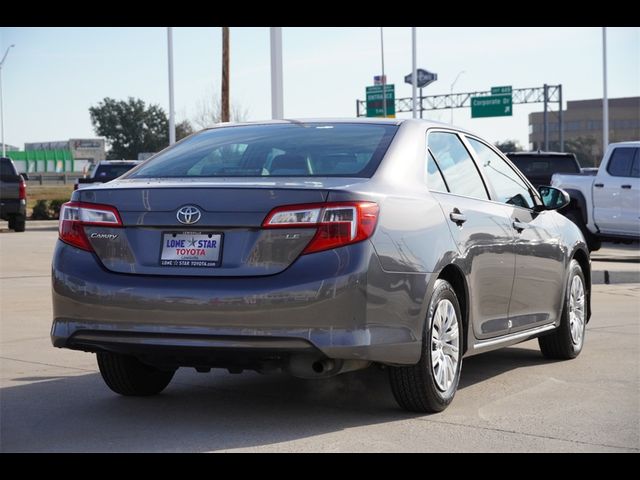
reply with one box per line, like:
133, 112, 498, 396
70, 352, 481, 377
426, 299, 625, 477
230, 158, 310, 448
1, 27, 638, 150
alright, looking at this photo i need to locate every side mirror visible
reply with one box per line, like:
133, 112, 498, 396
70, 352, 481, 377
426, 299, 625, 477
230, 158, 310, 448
20, 173, 29, 181
537, 186, 569, 211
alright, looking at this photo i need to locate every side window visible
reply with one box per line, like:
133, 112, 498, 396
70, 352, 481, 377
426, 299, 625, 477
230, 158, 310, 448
428, 132, 488, 199
466, 137, 536, 209
426, 151, 448, 192
607, 148, 635, 177
630, 148, 640, 178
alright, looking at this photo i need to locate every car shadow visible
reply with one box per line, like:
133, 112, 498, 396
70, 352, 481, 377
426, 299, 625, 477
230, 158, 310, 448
1, 345, 553, 452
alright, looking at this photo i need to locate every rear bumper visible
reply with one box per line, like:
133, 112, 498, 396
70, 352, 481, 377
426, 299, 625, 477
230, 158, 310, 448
51, 240, 426, 365
0, 198, 26, 219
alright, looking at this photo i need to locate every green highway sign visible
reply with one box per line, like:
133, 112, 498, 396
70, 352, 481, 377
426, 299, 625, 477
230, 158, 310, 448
366, 84, 395, 118
491, 85, 512, 95
471, 95, 513, 118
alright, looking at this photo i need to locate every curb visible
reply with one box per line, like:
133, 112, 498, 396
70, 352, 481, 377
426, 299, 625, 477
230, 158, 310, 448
592, 270, 640, 285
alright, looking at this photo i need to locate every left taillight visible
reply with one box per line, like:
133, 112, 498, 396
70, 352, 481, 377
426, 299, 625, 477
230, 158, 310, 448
262, 201, 379, 254
58, 201, 122, 251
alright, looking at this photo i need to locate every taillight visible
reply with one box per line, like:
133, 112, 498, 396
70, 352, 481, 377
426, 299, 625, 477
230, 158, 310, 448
58, 202, 122, 251
262, 201, 379, 254
18, 178, 26, 200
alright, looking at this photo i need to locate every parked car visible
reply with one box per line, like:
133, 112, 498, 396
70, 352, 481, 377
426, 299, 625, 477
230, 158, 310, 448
506, 151, 582, 187
75, 160, 142, 190
0, 157, 27, 232
51, 120, 591, 413
552, 141, 640, 251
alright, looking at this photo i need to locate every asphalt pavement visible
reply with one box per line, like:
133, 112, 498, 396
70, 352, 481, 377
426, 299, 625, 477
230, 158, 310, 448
1, 226, 638, 452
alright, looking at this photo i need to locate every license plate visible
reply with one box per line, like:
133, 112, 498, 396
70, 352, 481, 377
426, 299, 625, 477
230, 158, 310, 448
160, 232, 222, 267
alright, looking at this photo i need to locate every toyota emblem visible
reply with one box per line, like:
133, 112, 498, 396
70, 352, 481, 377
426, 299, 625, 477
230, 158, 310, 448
176, 206, 202, 225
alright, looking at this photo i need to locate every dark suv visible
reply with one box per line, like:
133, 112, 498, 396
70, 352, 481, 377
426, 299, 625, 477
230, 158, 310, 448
0, 157, 27, 232
506, 151, 581, 188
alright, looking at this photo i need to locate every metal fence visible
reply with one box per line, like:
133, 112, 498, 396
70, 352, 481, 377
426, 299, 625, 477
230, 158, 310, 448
26, 173, 84, 185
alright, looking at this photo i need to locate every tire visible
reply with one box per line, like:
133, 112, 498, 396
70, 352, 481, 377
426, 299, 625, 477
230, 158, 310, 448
565, 210, 600, 252
12, 214, 26, 232
538, 259, 586, 360
389, 279, 463, 413
97, 352, 175, 396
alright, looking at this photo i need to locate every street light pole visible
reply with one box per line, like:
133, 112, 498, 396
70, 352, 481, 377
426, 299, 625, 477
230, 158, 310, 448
1, 44, 16, 157
411, 28, 417, 119
380, 27, 386, 118
449, 70, 465, 125
167, 28, 176, 145
602, 27, 609, 154
270, 27, 284, 119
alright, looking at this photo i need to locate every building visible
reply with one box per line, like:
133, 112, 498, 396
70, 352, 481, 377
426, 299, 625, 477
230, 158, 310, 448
529, 97, 640, 166
11, 138, 107, 173
0, 143, 19, 153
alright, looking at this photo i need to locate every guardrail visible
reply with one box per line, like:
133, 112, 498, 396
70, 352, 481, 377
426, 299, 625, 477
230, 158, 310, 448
27, 173, 84, 185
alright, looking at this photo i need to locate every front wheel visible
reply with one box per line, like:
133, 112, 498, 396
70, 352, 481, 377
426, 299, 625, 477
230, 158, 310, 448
538, 259, 587, 359
97, 352, 175, 396
389, 279, 463, 413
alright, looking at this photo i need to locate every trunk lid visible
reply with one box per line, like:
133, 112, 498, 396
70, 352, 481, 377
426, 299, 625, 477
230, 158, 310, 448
76, 177, 369, 277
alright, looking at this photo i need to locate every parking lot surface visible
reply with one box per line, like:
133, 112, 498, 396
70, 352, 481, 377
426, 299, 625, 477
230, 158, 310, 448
1, 226, 638, 452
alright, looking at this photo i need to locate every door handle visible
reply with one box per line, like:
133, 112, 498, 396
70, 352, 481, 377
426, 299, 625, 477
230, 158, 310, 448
594, 183, 604, 188
449, 209, 467, 225
512, 220, 528, 233
621, 185, 632, 189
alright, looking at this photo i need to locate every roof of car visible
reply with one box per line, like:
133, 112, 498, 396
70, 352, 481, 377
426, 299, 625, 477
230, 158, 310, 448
201, 118, 458, 129
98, 160, 142, 164
505, 151, 576, 157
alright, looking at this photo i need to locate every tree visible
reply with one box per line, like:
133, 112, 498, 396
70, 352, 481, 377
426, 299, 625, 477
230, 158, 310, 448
176, 120, 194, 140
494, 140, 523, 153
89, 97, 192, 159
548, 136, 599, 167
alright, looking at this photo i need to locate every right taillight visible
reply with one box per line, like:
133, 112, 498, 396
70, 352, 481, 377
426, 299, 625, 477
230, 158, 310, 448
58, 201, 122, 251
262, 201, 379, 254
18, 178, 26, 200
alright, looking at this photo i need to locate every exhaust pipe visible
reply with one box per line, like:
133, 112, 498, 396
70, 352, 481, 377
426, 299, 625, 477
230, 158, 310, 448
288, 355, 370, 378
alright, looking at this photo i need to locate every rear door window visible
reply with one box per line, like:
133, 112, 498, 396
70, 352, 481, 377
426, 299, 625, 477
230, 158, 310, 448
607, 148, 636, 177
426, 151, 448, 192
427, 131, 488, 200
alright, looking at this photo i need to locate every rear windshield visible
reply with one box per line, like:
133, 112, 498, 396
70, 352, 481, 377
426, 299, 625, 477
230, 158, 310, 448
94, 164, 138, 180
127, 123, 398, 178
1, 158, 19, 179
508, 155, 580, 175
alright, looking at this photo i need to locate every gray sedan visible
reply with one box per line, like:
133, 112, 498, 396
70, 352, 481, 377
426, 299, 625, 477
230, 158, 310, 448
51, 119, 590, 412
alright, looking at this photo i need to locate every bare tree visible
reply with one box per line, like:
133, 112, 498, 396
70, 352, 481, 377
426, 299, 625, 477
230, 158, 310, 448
192, 90, 248, 129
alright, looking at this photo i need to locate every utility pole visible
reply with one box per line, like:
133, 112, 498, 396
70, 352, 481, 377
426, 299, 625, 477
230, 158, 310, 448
167, 28, 176, 145
221, 27, 230, 123
602, 27, 609, 155
1, 44, 16, 157
270, 27, 283, 119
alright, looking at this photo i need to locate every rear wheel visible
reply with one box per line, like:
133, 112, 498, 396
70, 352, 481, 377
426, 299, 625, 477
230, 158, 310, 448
565, 210, 600, 252
538, 259, 586, 359
12, 214, 26, 232
389, 279, 463, 413
97, 352, 175, 396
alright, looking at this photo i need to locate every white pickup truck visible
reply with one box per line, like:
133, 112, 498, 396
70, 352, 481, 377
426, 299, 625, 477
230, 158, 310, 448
552, 141, 639, 251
